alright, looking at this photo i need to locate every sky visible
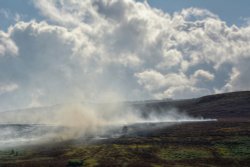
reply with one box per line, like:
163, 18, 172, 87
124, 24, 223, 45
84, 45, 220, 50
147, 0, 250, 26
0, 0, 250, 111
1, 0, 250, 30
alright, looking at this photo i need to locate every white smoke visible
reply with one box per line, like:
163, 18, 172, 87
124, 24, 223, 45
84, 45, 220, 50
0, 100, 216, 148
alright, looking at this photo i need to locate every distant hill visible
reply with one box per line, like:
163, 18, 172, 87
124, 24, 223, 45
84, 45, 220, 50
0, 91, 249, 123
131, 91, 250, 120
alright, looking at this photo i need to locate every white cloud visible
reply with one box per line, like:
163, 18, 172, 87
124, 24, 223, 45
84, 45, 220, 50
0, 0, 250, 110
135, 70, 191, 92
222, 57, 250, 92
0, 83, 18, 95
193, 70, 215, 81
0, 31, 18, 56
156, 85, 211, 100
157, 49, 183, 69
135, 70, 167, 91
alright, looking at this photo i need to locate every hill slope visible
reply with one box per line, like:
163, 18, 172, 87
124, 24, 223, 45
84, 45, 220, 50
131, 91, 250, 120
0, 91, 249, 123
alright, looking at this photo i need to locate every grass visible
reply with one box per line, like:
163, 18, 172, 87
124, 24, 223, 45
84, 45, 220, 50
1, 141, 250, 166
158, 146, 212, 160
215, 143, 250, 159
213, 136, 250, 159
84, 158, 98, 167
67, 159, 84, 167
0, 121, 249, 167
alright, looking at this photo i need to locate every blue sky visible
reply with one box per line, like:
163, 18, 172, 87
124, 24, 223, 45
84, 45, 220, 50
0, 0, 42, 30
0, 0, 250, 110
0, 0, 250, 31
147, 0, 250, 26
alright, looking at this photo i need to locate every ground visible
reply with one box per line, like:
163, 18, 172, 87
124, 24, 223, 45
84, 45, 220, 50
0, 120, 249, 167
1, 91, 250, 167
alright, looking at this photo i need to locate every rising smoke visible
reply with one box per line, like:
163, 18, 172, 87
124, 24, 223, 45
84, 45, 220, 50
0, 99, 215, 148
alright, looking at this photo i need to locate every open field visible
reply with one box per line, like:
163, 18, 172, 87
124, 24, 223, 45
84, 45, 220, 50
0, 120, 249, 167
0, 91, 250, 167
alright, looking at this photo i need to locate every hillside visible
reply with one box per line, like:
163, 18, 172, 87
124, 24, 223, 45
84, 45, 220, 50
0, 91, 249, 123
131, 91, 250, 120
0, 91, 250, 167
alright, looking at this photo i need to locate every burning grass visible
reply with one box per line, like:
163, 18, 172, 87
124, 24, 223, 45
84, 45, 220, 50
0, 120, 249, 167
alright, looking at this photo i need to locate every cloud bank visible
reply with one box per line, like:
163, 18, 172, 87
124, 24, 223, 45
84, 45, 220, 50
0, 0, 250, 110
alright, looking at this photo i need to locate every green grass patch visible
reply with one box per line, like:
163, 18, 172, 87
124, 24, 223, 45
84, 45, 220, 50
67, 159, 84, 167
214, 136, 250, 159
84, 158, 98, 167
215, 143, 250, 159
158, 146, 212, 160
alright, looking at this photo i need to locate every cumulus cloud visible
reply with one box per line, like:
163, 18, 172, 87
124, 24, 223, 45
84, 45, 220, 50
135, 70, 190, 91
0, 0, 250, 110
193, 70, 215, 81
0, 31, 18, 56
157, 85, 211, 100
156, 49, 183, 69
